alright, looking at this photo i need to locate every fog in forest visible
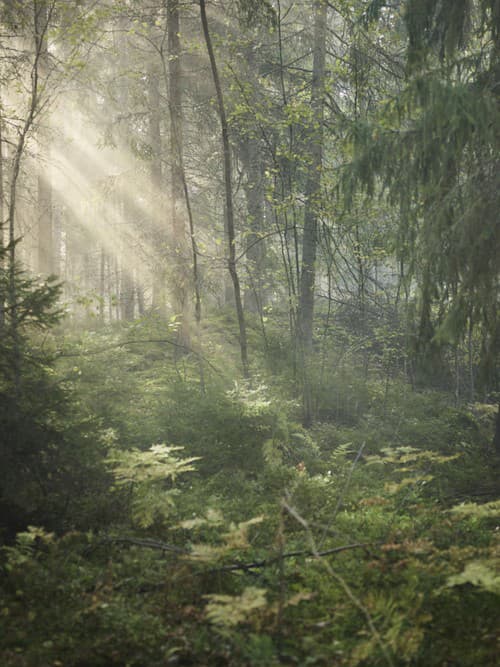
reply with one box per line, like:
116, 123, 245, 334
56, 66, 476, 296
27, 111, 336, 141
0, 2, 499, 665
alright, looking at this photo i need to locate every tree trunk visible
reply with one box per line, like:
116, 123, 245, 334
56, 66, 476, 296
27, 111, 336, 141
298, 0, 327, 353
241, 134, 265, 314
0, 94, 5, 330
297, 0, 327, 424
199, 0, 249, 377
35, 0, 53, 276
115, 14, 135, 321
99, 246, 105, 322
148, 61, 166, 313
6, 0, 49, 394
493, 401, 500, 456
120, 267, 135, 321
168, 0, 190, 348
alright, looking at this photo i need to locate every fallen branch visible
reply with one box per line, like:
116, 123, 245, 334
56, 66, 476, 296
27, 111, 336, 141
96, 535, 376, 574
206, 542, 375, 574
100, 536, 190, 554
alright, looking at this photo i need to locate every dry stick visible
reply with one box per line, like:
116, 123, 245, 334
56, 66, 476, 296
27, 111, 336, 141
282, 499, 395, 667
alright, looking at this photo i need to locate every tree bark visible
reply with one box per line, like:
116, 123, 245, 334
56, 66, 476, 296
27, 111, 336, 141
0, 92, 5, 330
199, 0, 249, 377
115, 13, 135, 320
241, 134, 265, 314
298, 0, 327, 353
168, 0, 190, 348
493, 400, 500, 456
6, 0, 50, 393
297, 0, 327, 424
35, 0, 53, 276
148, 60, 166, 313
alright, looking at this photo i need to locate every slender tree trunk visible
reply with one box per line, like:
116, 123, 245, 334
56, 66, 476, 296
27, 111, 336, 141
493, 401, 500, 456
168, 0, 190, 348
6, 0, 50, 394
37, 170, 52, 274
118, 201, 135, 321
275, 0, 300, 346
163, 1, 203, 383
298, 0, 327, 424
241, 135, 265, 313
99, 245, 105, 322
199, 0, 249, 377
0, 94, 5, 330
120, 269, 135, 321
115, 15, 135, 321
298, 0, 327, 353
148, 61, 166, 313
238, 44, 266, 313
136, 279, 145, 317
35, 0, 53, 276
468, 315, 475, 402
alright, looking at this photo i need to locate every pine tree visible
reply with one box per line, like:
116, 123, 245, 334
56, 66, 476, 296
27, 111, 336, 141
348, 0, 500, 447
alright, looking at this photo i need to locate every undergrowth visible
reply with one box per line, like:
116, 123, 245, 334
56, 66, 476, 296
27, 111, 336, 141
1, 320, 499, 666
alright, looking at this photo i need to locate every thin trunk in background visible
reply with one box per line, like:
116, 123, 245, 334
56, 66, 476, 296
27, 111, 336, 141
241, 134, 265, 314
494, 401, 500, 455
0, 93, 5, 329
276, 0, 299, 344
148, 60, 166, 313
168, 0, 191, 347
298, 0, 327, 352
115, 14, 135, 321
162, 0, 202, 383
298, 0, 327, 424
99, 245, 105, 321
6, 0, 51, 394
199, 0, 249, 377
117, 197, 135, 321
239, 44, 266, 314
35, 0, 53, 276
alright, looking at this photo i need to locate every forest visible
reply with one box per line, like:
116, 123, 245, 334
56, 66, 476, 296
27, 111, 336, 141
0, 0, 499, 665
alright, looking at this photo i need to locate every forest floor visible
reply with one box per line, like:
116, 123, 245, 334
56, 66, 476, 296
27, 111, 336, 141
1, 320, 499, 666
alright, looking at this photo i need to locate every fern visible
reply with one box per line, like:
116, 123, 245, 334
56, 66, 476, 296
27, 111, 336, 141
107, 444, 199, 528
187, 516, 265, 562
2, 526, 55, 570
109, 444, 199, 485
446, 561, 500, 595
449, 499, 500, 519
204, 587, 268, 628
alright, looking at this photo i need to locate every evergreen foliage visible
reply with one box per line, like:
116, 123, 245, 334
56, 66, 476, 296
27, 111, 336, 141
0, 254, 109, 535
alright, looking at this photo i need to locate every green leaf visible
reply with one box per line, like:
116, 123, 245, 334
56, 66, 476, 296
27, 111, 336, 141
446, 562, 500, 595
204, 587, 268, 627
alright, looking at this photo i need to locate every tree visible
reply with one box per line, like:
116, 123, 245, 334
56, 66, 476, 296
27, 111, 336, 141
348, 0, 500, 447
297, 0, 328, 355
199, 0, 249, 378
297, 0, 328, 424
168, 0, 193, 347
35, 0, 54, 276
